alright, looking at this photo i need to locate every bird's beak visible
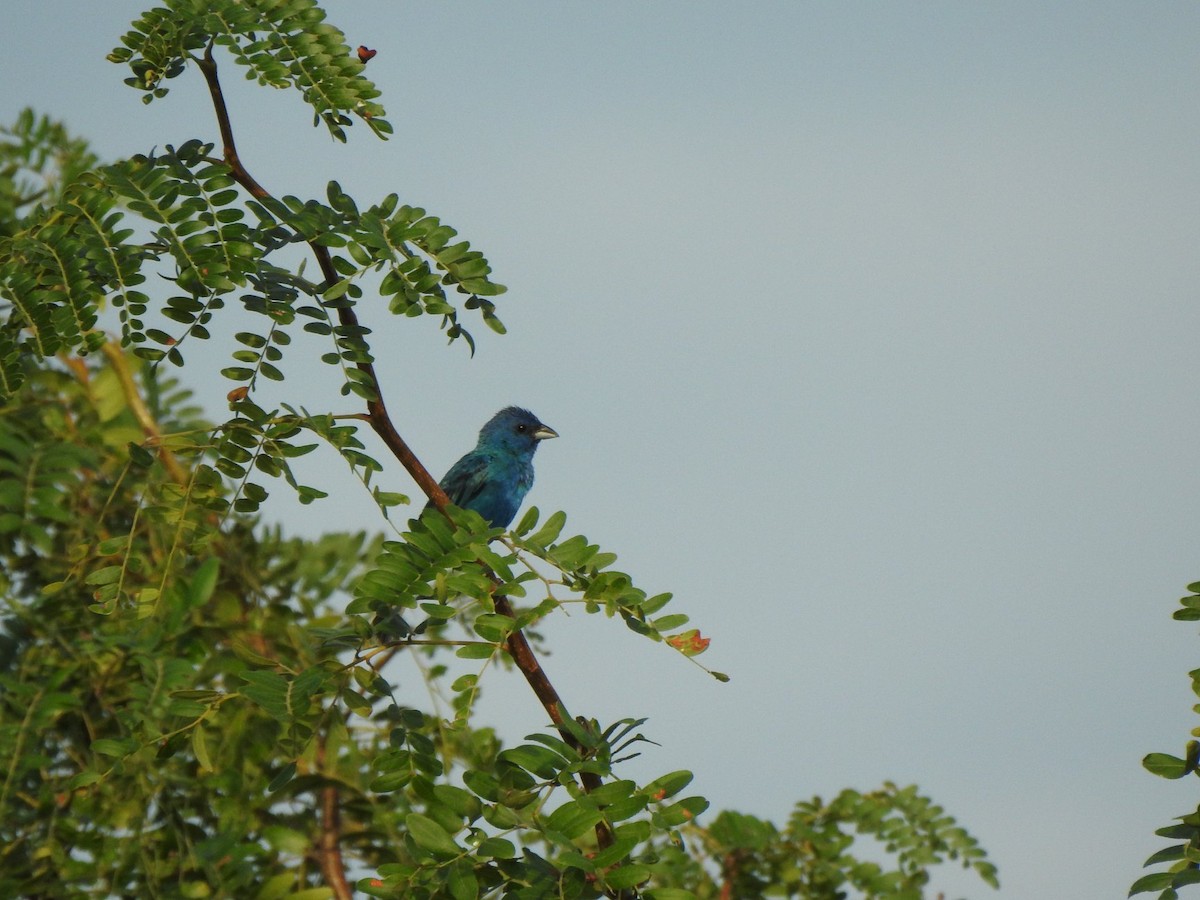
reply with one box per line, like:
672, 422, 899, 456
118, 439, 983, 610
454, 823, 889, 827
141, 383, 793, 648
533, 424, 558, 441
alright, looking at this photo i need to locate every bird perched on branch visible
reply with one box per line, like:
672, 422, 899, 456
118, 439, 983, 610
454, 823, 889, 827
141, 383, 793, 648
437, 406, 558, 529
375, 407, 557, 641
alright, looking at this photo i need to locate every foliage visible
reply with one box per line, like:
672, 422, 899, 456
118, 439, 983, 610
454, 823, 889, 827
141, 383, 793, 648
0, 354, 383, 896
649, 785, 998, 899
0, 2, 997, 898
0, 108, 98, 240
1134, 582, 1200, 899
110, 0, 390, 141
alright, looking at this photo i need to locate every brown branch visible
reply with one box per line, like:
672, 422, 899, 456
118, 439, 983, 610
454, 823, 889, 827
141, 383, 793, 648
100, 283, 347, 892
196, 43, 620, 883
719, 850, 744, 900
197, 44, 271, 201
198, 43, 444, 503
316, 734, 353, 900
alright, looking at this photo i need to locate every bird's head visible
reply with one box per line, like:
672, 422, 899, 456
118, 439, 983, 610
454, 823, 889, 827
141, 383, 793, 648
478, 406, 558, 456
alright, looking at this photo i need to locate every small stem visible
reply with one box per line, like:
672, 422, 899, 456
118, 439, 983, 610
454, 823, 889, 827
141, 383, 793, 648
100, 341, 187, 486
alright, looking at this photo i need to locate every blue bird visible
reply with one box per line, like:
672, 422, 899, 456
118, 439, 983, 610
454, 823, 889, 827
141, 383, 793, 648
436, 406, 558, 529
375, 407, 557, 640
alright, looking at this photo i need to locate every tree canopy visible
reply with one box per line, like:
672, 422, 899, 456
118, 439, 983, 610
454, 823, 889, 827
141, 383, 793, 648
0, 2, 999, 897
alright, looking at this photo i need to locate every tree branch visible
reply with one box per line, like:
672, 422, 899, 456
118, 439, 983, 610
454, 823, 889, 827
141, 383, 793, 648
197, 44, 270, 202
196, 44, 619, 880
316, 734, 353, 900
198, 42, 444, 503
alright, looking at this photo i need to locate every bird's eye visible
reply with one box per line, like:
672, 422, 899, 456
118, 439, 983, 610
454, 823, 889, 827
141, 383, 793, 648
515, 424, 528, 433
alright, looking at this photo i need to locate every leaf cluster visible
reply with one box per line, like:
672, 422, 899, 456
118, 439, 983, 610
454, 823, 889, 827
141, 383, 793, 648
0, 108, 98, 239
109, 0, 390, 140
641, 785, 997, 900
0, 354, 378, 896
0, 126, 506, 398
1133, 582, 1200, 899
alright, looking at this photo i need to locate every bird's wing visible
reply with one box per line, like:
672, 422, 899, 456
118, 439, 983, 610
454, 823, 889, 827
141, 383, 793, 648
437, 450, 492, 510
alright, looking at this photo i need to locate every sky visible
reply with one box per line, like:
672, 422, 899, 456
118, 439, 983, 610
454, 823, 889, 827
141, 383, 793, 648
4, 2, 1200, 897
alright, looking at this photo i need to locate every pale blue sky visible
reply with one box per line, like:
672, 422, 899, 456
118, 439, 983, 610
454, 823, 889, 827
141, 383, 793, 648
5, 3, 1200, 897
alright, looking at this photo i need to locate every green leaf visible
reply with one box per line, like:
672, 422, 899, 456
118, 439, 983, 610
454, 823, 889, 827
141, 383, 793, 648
370, 770, 411, 793
96, 535, 130, 555
605, 864, 651, 891
1174, 869, 1200, 888
645, 770, 694, 802
655, 796, 710, 827
1144, 752, 1191, 779
268, 762, 297, 793
447, 860, 477, 900
527, 510, 567, 547
545, 799, 603, 840
651, 613, 689, 631
500, 744, 566, 779
188, 558, 220, 606
67, 770, 104, 790
192, 726, 213, 771
456, 643, 498, 660
641, 593, 673, 615
323, 277, 352, 300
405, 813, 461, 858
603, 794, 651, 824
1141, 845, 1184, 867
511, 505, 541, 536
239, 670, 290, 721
343, 688, 373, 717
91, 737, 138, 758
1129, 872, 1175, 895
433, 783, 482, 820
262, 825, 310, 855
586, 779, 637, 807
290, 890, 334, 900
476, 836, 516, 859
590, 831, 642, 869
85, 565, 123, 586
1156, 823, 1199, 839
